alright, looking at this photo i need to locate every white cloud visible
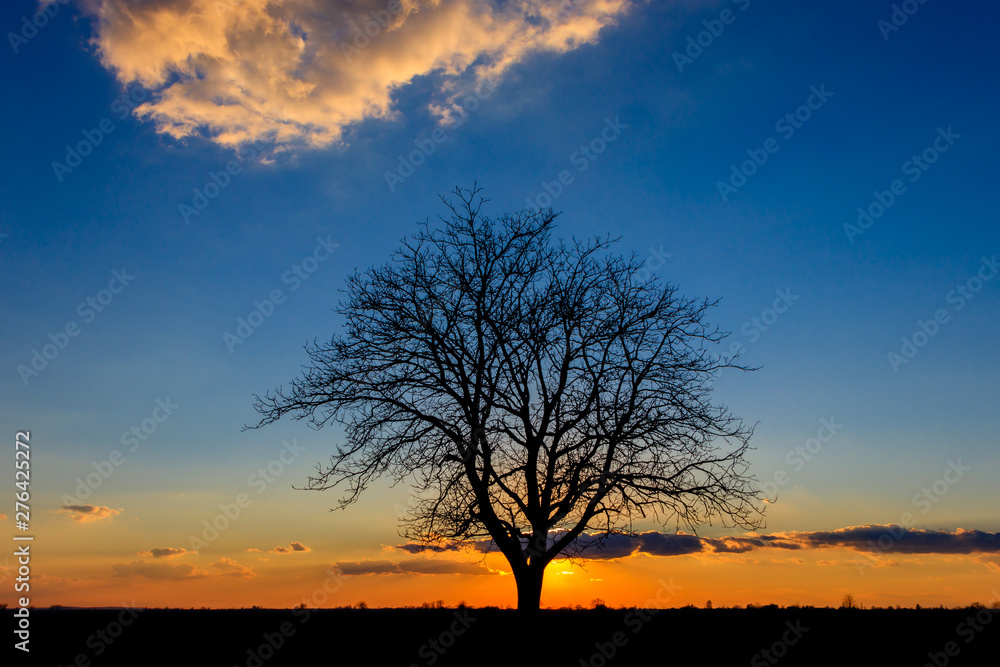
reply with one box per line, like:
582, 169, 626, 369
86, 0, 633, 148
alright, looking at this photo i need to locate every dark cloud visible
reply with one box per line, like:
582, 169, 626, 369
334, 559, 494, 576
792, 525, 1000, 555
705, 535, 802, 554
396, 525, 1000, 560
336, 560, 399, 575
139, 547, 192, 559
397, 531, 705, 560
552, 532, 706, 559
270, 541, 311, 553
568, 533, 644, 559
636, 532, 705, 557
397, 543, 463, 554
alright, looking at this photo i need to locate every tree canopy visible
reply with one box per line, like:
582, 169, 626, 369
249, 185, 764, 611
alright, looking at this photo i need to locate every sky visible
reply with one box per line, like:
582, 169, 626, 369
1, 0, 999, 611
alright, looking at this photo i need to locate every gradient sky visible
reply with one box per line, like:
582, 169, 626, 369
2, 0, 999, 610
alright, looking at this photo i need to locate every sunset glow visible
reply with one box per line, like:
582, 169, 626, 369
2, 0, 999, 622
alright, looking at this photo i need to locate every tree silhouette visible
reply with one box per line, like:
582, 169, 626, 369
840, 593, 862, 610
249, 185, 764, 612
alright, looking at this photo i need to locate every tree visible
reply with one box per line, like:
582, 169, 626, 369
840, 593, 861, 610
249, 185, 764, 613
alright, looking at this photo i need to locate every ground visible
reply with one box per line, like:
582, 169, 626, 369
13, 606, 1000, 666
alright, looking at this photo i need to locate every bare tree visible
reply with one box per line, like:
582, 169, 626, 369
249, 185, 764, 612
840, 593, 861, 610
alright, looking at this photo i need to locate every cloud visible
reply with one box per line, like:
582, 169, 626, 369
334, 558, 494, 575
543, 531, 706, 559
399, 531, 706, 559
112, 557, 255, 579
855, 557, 900, 569
112, 560, 207, 580
633, 532, 705, 557
396, 542, 463, 554
335, 560, 399, 575
978, 555, 1000, 573
704, 535, 803, 554
396, 525, 1000, 560
398, 558, 493, 575
35, 574, 84, 586
211, 557, 255, 578
138, 547, 193, 559
58, 505, 123, 523
85, 0, 634, 149
269, 541, 312, 553
789, 525, 1000, 555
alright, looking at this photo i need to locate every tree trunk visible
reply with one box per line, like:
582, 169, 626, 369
514, 564, 545, 614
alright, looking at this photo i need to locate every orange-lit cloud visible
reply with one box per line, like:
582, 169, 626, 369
269, 541, 311, 553
112, 559, 208, 580
112, 557, 255, 579
978, 555, 1000, 573
34, 574, 85, 586
86, 0, 634, 148
138, 547, 194, 559
211, 557, 256, 578
58, 504, 123, 523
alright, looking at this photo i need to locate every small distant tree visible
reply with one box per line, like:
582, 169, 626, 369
705, 600, 712, 609
840, 593, 861, 609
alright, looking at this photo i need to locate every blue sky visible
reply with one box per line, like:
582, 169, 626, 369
1, 0, 998, 608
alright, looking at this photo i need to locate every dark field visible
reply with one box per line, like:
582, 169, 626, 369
10, 606, 1000, 666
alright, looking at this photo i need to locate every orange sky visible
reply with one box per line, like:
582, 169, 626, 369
7, 539, 1000, 611
4, 477, 998, 610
